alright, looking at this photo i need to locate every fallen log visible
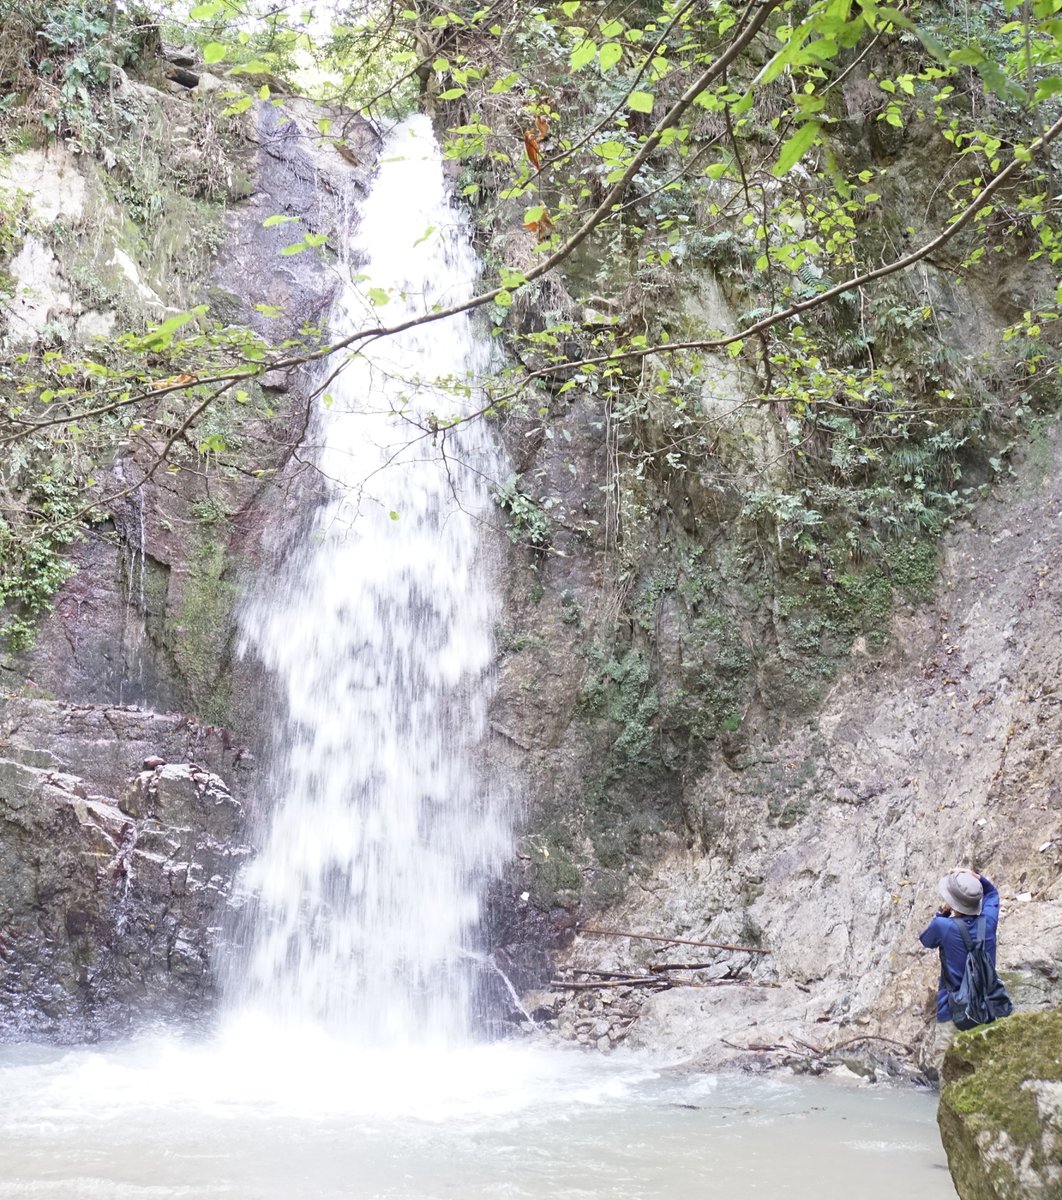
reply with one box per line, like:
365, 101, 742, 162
550, 977, 775, 992
569, 968, 649, 982
549, 978, 668, 990
648, 961, 737, 973
577, 926, 770, 954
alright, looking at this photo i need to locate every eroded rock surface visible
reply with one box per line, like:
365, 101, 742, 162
0, 68, 378, 1040
513, 423, 1062, 1077
0, 698, 251, 1041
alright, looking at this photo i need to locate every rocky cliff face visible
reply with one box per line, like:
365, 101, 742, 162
496, 416, 1062, 1077
1, 22, 1060, 1084
3, 89, 377, 730
0, 54, 378, 1038
0, 697, 248, 1040
939, 1008, 1062, 1199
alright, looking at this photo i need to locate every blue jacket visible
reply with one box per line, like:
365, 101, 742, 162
919, 875, 1000, 1022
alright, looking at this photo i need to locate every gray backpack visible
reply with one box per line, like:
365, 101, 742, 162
942, 916, 1014, 1031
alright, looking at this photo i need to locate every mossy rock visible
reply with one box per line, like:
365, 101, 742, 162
938, 1008, 1062, 1199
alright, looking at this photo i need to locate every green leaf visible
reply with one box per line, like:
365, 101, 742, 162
367, 287, 390, 305
390, 511, 401, 520
570, 38, 596, 70
628, 90, 654, 113
222, 95, 254, 116
560, 0, 579, 14
592, 139, 626, 160
263, 214, 297, 228
202, 42, 227, 64
773, 121, 820, 176
437, 87, 466, 100
189, 2, 220, 16
495, 290, 513, 308
280, 242, 308, 255
134, 307, 205, 351
600, 19, 623, 37
229, 59, 272, 74
949, 47, 985, 67
524, 204, 546, 224
599, 41, 623, 71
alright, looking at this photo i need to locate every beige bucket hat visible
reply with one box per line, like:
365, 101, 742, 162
938, 869, 984, 916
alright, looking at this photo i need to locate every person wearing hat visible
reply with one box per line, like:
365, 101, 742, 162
918, 868, 1000, 1067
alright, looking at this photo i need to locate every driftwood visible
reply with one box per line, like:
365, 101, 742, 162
719, 1032, 915, 1059
577, 926, 770, 954
648, 961, 731, 973
571, 968, 649, 982
550, 976, 777, 992
827, 1034, 914, 1054
550, 978, 667, 990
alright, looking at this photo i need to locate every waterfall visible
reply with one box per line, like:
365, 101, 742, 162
229, 115, 510, 1045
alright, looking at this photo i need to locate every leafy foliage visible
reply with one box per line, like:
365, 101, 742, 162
1, 0, 1062, 654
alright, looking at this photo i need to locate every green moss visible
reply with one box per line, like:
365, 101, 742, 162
528, 843, 583, 908
632, 566, 678, 630
939, 1009, 1062, 1199
1016, 415, 1056, 494
885, 539, 939, 603
498, 629, 542, 653
163, 528, 236, 724
776, 799, 810, 828
578, 647, 659, 767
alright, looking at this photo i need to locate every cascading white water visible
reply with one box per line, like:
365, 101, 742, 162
230, 115, 509, 1044
0, 116, 961, 1200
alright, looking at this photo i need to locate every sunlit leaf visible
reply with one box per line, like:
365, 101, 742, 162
773, 121, 820, 175
628, 90, 654, 113
570, 39, 596, 70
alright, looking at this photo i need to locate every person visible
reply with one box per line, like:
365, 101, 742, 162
918, 868, 1000, 1067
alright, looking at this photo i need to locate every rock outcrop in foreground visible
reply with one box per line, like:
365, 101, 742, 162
939, 1009, 1062, 1199
0, 698, 250, 1041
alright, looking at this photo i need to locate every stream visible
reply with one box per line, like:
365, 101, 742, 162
0, 1034, 955, 1199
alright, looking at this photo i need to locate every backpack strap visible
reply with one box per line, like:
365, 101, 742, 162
951, 915, 986, 950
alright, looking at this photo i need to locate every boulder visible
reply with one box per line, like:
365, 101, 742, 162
939, 1009, 1062, 1199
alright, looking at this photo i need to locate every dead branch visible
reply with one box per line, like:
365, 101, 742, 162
577, 926, 770, 954
550, 977, 668, 990
648, 961, 738, 973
